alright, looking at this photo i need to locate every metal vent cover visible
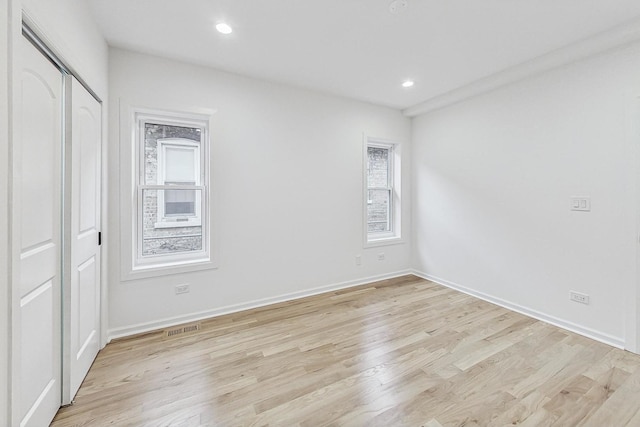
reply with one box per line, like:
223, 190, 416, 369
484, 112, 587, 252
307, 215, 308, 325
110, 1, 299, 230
163, 322, 201, 339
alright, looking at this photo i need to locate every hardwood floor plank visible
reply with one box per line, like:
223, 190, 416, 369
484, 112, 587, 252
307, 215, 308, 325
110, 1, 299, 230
52, 275, 640, 426
487, 390, 550, 426
578, 365, 640, 426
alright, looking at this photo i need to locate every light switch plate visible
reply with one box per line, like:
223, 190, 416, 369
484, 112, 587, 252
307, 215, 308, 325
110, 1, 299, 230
570, 197, 591, 212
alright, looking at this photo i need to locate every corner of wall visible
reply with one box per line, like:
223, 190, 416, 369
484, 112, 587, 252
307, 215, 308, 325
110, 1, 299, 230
412, 270, 626, 350
407, 44, 640, 353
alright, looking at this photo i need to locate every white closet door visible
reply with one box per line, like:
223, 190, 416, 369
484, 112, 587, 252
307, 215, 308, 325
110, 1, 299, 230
67, 77, 102, 399
16, 35, 62, 427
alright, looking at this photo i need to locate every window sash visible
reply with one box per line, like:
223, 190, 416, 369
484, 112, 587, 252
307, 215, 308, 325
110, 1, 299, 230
367, 188, 392, 233
366, 144, 394, 237
138, 185, 205, 222
136, 186, 207, 262
138, 120, 206, 185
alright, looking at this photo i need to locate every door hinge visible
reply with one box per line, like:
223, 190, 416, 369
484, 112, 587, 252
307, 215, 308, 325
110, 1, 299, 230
98, 231, 102, 246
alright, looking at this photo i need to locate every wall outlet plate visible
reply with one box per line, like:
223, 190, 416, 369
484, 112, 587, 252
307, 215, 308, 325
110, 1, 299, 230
175, 284, 190, 295
570, 197, 591, 212
570, 291, 589, 305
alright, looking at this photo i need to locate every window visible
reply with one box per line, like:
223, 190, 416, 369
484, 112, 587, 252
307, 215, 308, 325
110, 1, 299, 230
156, 139, 201, 228
133, 111, 211, 270
365, 138, 401, 245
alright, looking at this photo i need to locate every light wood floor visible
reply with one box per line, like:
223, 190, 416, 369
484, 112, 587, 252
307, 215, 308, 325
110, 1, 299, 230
52, 275, 640, 426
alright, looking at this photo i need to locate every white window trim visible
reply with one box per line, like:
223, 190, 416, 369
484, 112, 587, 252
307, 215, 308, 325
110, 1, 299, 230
119, 103, 218, 281
364, 136, 403, 248
155, 138, 202, 228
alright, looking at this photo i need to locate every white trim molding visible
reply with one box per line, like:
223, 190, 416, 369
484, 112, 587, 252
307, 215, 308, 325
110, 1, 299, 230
108, 270, 412, 340
412, 270, 626, 350
404, 17, 640, 117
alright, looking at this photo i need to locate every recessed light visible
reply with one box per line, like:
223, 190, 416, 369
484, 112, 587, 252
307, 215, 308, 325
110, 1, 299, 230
402, 80, 415, 88
389, 0, 408, 14
216, 22, 233, 35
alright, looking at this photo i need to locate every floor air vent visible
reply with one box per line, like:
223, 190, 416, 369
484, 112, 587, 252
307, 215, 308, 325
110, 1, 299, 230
163, 322, 201, 339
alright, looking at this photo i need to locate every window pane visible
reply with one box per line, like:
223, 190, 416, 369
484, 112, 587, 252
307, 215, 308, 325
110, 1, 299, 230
141, 189, 203, 256
367, 146, 389, 188
367, 189, 390, 233
144, 123, 201, 185
165, 181, 196, 216
165, 192, 195, 215
165, 146, 196, 182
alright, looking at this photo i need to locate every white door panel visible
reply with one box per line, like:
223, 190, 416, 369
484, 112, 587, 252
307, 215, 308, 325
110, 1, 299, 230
76, 257, 97, 350
68, 77, 101, 400
19, 243, 56, 297
20, 282, 57, 425
19, 71, 57, 251
16, 35, 62, 427
78, 107, 97, 232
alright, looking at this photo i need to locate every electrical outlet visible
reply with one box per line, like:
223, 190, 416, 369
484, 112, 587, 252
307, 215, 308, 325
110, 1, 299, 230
175, 284, 190, 295
355, 255, 362, 266
570, 197, 591, 212
570, 291, 589, 305
377, 253, 385, 261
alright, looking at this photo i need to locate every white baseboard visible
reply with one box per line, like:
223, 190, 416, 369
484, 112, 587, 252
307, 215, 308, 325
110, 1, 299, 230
412, 270, 625, 350
108, 269, 413, 341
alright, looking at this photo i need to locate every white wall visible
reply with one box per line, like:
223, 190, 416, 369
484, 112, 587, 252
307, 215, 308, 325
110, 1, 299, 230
108, 48, 412, 337
412, 42, 640, 348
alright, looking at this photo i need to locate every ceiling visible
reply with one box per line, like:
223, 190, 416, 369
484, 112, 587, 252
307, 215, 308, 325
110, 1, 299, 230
87, 0, 640, 110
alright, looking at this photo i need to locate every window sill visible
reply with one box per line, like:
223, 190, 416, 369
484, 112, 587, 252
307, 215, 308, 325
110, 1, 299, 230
365, 234, 404, 248
154, 220, 201, 229
123, 256, 217, 281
